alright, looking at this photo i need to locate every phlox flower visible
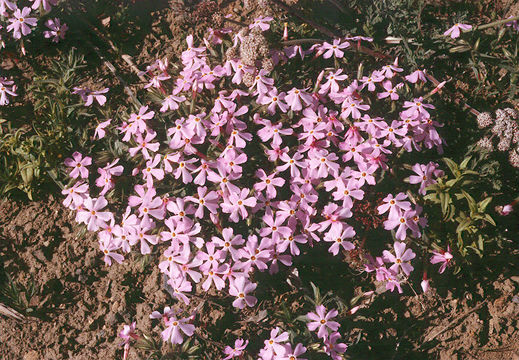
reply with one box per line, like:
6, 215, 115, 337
382, 241, 416, 276
43, 18, 68, 42
249, 16, 273, 31
211, 227, 244, 261
150, 309, 195, 345
0, 0, 16, 15
321, 38, 350, 59
405, 69, 427, 83
144, 72, 171, 89
62, 182, 89, 209
142, 154, 165, 187
306, 305, 341, 339
202, 264, 227, 291
7, 7, 37, 39
64, 151, 92, 179
360, 72, 384, 92
443, 23, 472, 39
260, 211, 292, 243
402, 97, 435, 119
73, 87, 109, 106
237, 235, 271, 273
383, 208, 419, 240
319, 69, 348, 95
94, 118, 111, 139
196, 241, 224, 272
76, 196, 112, 231
285, 87, 314, 112
377, 80, 402, 100
323, 332, 348, 360
323, 224, 355, 256
279, 343, 307, 360
257, 89, 289, 115
166, 275, 192, 305
129, 130, 160, 159
380, 58, 403, 78
160, 93, 186, 112
30, 0, 58, 11
252, 69, 275, 95
221, 188, 257, 222
254, 169, 285, 199
186, 186, 219, 218
340, 97, 370, 119
430, 245, 453, 274
408, 162, 444, 195
119, 321, 138, 345
229, 277, 257, 309
128, 223, 158, 254
99, 238, 124, 266
0, 78, 17, 105
377, 193, 412, 219
262, 327, 289, 359
307, 305, 340, 339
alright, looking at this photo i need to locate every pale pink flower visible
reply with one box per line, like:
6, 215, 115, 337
229, 276, 257, 309
430, 245, 453, 274
307, 305, 340, 339
444, 23, 472, 39
43, 18, 67, 42
7, 8, 37, 39
383, 241, 416, 276
64, 152, 92, 179
249, 16, 273, 31
321, 38, 350, 59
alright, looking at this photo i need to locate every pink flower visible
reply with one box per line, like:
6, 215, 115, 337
73, 87, 109, 106
254, 169, 285, 199
43, 18, 67, 42
76, 196, 112, 231
307, 305, 340, 339
150, 308, 195, 345
160, 94, 186, 112
408, 162, 443, 195
263, 327, 289, 358
443, 23, 472, 39
430, 246, 453, 274
405, 69, 427, 83
285, 88, 314, 112
62, 182, 89, 209
323, 332, 347, 359
0, 77, 17, 105
280, 343, 307, 360
30, 0, 57, 12
377, 193, 411, 219
321, 38, 350, 59
221, 188, 257, 222
119, 321, 138, 345
229, 276, 257, 309
64, 152, 92, 179
99, 238, 124, 266
383, 208, 419, 240
323, 225, 355, 256
402, 97, 435, 120
249, 16, 273, 31
7, 7, 37, 39
382, 241, 416, 276
94, 118, 111, 139
223, 338, 249, 359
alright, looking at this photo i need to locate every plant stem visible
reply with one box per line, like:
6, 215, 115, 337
475, 15, 519, 31
281, 38, 325, 46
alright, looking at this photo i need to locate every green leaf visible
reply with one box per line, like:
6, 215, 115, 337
459, 156, 472, 170
443, 158, 460, 177
483, 214, 496, 226
478, 197, 492, 212
456, 217, 472, 233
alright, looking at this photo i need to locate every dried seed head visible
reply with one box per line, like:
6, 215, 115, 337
262, 58, 274, 72
496, 109, 510, 123
226, 46, 238, 60
476, 112, 493, 128
497, 137, 511, 151
504, 107, 519, 120
242, 72, 255, 87
476, 136, 494, 151
509, 149, 519, 168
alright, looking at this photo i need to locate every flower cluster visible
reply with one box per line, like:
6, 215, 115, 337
61, 15, 448, 353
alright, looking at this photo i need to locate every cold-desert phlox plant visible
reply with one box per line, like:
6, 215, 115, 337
63, 15, 452, 358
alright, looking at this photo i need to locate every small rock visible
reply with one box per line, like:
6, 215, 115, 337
23, 351, 39, 360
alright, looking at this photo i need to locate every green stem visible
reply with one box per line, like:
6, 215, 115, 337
281, 38, 325, 46
475, 15, 519, 31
